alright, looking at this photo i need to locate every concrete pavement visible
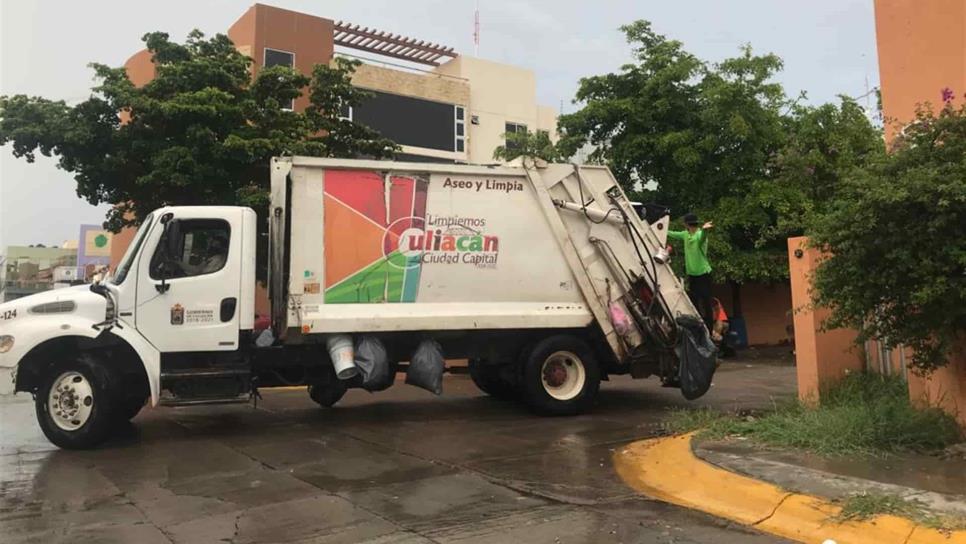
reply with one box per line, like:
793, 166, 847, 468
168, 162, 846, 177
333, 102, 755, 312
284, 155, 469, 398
0, 359, 796, 543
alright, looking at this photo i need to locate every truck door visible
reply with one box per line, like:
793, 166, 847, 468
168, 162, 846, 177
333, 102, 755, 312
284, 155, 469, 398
134, 209, 244, 352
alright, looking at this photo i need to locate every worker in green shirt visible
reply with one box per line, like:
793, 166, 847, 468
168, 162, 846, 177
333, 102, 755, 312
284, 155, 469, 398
667, 213, 714, 329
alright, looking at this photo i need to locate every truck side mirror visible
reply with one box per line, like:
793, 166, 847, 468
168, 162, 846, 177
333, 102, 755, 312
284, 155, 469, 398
164, 219, 182, 263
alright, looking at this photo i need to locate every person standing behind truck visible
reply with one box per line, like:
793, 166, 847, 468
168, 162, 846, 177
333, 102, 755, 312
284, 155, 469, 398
667, 213, 714, 330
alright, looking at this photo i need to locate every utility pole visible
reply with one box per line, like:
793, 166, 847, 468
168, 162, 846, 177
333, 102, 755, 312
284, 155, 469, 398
473, 0, 480, 56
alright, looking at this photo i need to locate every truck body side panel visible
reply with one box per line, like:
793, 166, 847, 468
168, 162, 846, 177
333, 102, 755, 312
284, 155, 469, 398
283, 161, 593, 334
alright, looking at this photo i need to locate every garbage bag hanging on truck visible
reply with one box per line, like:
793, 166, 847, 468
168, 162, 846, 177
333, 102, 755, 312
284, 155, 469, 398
406, 339, 445, 395
674, 315, 717, 400
354, 336, 396, 392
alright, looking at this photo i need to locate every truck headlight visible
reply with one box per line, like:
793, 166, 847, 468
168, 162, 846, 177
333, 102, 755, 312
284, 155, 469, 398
0, 336, 13, 354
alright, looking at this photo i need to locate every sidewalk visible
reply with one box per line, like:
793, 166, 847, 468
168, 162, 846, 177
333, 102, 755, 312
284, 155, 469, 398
695, 437, 966, 520
614, 433, 966, 544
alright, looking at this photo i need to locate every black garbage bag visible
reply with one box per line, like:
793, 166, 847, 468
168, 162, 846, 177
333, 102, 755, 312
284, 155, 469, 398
354, 336, 396, 392
675, 315, 717, 400
406, 339, 445, 395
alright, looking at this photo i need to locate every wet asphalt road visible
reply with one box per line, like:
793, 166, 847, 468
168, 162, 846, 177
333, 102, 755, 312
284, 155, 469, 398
0, 360, 795, 543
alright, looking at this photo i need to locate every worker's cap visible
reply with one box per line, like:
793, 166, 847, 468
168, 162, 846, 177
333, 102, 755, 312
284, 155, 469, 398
683, 213, 699, 226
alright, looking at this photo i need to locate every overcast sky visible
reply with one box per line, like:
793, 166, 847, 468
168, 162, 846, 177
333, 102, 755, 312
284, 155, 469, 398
0, 0, 880, 249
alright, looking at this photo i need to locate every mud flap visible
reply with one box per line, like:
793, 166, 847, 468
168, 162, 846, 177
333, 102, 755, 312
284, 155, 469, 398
674, 315, 717, 400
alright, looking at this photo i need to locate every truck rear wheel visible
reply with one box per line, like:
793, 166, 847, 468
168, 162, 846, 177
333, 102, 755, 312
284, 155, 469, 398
35, 354, 118, 450
468, 359, 517, 400
521, 335, 600, 416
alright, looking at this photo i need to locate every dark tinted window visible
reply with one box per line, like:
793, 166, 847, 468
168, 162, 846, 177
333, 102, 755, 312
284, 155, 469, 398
150, 219, 231, 280
264, 48, 294, 68
505, 122, 528, 154
353, 91, 456, 151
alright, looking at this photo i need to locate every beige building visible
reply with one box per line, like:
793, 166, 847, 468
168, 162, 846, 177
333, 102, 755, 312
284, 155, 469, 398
124, 3, 556, 165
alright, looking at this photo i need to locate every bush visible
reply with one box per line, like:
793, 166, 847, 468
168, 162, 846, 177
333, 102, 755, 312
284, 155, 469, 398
808, 100, 966, 373
668, 373, 962, 456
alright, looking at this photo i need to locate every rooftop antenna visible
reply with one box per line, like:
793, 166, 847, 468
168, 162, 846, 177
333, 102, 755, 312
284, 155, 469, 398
473, 0, 480, 56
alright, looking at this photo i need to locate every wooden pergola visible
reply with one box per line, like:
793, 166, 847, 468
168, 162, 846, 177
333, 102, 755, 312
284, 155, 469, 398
333, 21, 458, 66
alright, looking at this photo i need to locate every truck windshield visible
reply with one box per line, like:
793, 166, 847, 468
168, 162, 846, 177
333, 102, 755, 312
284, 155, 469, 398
111, 213, 154, 285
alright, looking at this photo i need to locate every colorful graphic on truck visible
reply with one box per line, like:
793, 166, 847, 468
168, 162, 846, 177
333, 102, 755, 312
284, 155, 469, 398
323, 170, 501, 304
323, 170, 426, 304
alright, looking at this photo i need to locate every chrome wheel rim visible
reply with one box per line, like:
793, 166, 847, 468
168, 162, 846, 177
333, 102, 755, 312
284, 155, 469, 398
540, 351, 586, 401
48, 371, 94, 431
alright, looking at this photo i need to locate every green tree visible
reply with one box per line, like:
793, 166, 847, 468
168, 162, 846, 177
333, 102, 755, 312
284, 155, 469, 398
0, 30, 397, 232
709, 97, 885, 284
809, 101, 966, 372
492, 129, 561, 163
557, 22, 792, 286
556, 21, 883, 302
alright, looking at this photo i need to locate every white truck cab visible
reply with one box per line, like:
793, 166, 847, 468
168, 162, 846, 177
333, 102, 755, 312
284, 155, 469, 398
0, 206, 256, 448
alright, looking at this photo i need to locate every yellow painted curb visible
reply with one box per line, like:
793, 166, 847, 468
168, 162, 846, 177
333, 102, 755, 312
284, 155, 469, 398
613, 433, 966, 544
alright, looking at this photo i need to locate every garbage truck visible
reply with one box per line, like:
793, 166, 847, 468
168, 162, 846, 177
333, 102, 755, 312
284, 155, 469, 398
0, 157, 717, 449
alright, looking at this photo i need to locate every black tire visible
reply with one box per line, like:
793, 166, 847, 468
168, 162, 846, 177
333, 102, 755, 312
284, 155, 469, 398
35, 354, 118, 450
521, 335, 600, 416
308, 380, 347, 408
117, 396, 147, 421
468, 359, 517, 400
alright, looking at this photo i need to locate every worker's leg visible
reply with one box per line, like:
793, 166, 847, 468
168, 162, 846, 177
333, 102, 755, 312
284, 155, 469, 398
688, 273, 714, 330
686, 275, 701, 312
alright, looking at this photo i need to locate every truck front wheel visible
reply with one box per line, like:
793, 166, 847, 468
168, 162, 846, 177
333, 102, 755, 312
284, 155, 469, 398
117, 396, 147, 421
522, 335, 600, 416
35, 354, 118, 450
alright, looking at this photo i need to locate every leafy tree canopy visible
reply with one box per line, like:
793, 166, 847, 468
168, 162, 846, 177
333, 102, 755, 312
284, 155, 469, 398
810, 101, 966, 372
492, 129, 561, 163
0, 30, 397, 231
557, 21, 884, 284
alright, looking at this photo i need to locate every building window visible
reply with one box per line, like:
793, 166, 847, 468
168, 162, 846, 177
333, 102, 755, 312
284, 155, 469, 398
454, 106, 466, 154
505, 122, 528, 154
505, 122, 527, 135
263, 48, 295, 110
352, 90, 460, 152
264, 48, 294, 68
339, 102, 353, 121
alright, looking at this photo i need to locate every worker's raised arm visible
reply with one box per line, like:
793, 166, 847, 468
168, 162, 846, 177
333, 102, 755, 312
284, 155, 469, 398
666, 230, 686, 241
695, 221, 714, 242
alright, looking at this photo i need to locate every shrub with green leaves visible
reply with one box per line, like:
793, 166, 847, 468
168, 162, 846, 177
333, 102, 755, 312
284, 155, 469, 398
808, 100, 966, 372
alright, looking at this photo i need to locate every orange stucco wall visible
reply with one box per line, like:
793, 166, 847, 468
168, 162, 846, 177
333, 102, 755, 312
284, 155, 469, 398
787, 237, 864, 403
228, 3, 334, 111
874, 0, 966, 142
873, 1, 966, 427
789, 236, 966, 427
712, 282, 793, 346
908, 342, 966, 427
